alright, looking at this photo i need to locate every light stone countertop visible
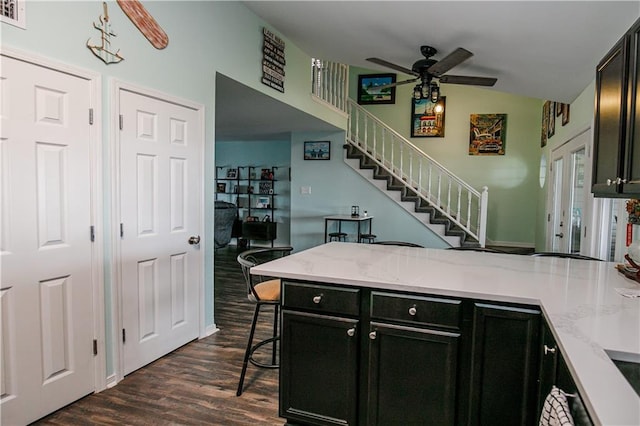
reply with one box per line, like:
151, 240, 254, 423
251, 242, 640, 426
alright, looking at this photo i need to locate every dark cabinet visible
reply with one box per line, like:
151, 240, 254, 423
280, 311, 359, 426
537, 319, 594, 426
280, 282, 545, 426
592, 17, 640, 197
366, 323, 459, 425
468, 303, 541, 426
366, 291, 463, 425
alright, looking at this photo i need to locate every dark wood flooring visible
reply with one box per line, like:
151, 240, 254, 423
33, 246, 283, 425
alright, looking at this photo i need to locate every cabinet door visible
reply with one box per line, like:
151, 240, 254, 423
592, 37, 629, 196
537, 320, 559, 417
280, 310, 359, 426
469, 303, 541, 426
366, 322, 460, 426
623, 19, 640, 196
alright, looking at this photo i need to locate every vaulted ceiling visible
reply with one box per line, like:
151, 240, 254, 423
216, 1, 640, 141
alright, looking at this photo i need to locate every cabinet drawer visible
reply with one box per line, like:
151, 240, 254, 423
371, 292, 461, 330
282, 281, 360, 316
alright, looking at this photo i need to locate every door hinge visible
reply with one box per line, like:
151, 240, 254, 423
584, 226, 587, 238
90, 225, 95, 242
89, 108, 94, 125
547, 213, 551, 222
93, 339, 98, 355
120, 223, 124, 238
119, 114, 123, 130
122, 328, 126, 343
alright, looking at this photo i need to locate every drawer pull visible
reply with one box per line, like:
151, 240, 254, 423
408, 305, 417, 316
544, 345, 556, 355
346, 327, 356, 337
369, 331, 377, 340
312, 295, 322, 304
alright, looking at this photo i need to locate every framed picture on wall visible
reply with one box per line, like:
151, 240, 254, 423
411, 97, 446, 137
357, 73, 396, 105
304, 141, 330, 160
469, 114, 507, 156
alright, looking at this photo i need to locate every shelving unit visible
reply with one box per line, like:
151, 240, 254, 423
215, 165, 279, 247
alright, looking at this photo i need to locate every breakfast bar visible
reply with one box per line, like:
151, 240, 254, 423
252, 242, 640, 426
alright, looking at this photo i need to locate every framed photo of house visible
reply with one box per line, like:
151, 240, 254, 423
304, 141, 330, 160
411, 97, 446, 137
357, 73, 396, 105
469, 114, 507, 156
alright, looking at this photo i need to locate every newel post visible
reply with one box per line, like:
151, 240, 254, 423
479, 186, 489, 247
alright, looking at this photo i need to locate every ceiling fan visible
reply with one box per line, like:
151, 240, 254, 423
366, 45, 497, 102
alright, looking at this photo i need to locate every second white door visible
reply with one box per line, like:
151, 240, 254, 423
117, 87, 203, 375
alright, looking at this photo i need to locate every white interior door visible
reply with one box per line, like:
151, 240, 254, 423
547, 132, 590, 254
0, 54, 96, 425
117, 87, 202, 375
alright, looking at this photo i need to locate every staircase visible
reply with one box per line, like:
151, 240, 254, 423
311, 60, 488, 247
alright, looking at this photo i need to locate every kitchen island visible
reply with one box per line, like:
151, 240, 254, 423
252, 242, 640, 426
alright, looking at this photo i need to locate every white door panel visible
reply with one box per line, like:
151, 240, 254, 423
118, 89, 201, 375
0, 54, 95, 425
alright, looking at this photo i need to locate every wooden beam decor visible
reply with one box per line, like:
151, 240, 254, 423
262, 27, 285, 93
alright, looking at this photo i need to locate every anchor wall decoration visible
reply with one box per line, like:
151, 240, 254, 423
87, 2, 124, 64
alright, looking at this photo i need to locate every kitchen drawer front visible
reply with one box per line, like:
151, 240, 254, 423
371, 292, 461, 330
282, 281, 360, 316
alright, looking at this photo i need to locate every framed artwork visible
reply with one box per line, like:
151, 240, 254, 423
216, 182, 226, 193
469, 114, 507, 156
561, 103, 570, 126
256, 196, 270, 208
541, 101, 549, 147
556, 102, 563, 117
226, 168, 237, 178
357, 73, 396, 105
304, 141, 330, 160
411, 97, 446, 138
547, 101, 556, 138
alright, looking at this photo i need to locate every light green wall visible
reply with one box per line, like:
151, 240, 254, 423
2, 0, 345, 377
351, 66, 542, 246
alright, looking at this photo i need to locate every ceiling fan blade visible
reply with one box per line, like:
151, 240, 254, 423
377, 78, 419, 90
427, 47, 473, 76
438, 75, 497, 87
366, 57, 418, 76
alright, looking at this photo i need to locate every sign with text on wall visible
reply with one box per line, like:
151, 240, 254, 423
262, 27, 285, 93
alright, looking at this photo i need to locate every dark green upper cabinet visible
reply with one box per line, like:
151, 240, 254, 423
592, 17, 640, 197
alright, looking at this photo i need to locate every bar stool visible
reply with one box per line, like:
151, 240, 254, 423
328, 232, 347, 242
236, 246, 293, 396
359, 233, 377, 243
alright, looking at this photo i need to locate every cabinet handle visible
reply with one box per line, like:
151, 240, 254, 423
408, 305, 417, 316
369, 331, 377, 340
312, 295, 322, 304
346, 327, 356, 337
544, 345, 556, 355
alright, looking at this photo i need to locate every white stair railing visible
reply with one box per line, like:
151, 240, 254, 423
346, 99, 488, 246
311, 58, 348, 112
308, 59, 488, 246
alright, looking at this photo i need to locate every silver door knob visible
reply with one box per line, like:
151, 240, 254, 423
312, 295, 322, 304
408, 306, 417, 316
346, 327, 356, 337
369, 331, 377, 340
188, 235, 200, 245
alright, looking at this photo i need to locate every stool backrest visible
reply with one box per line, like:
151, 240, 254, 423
237, 247, 293, 300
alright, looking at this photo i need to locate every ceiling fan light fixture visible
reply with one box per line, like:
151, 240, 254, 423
413, 84, 422, 100
430, 82, 440, 103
